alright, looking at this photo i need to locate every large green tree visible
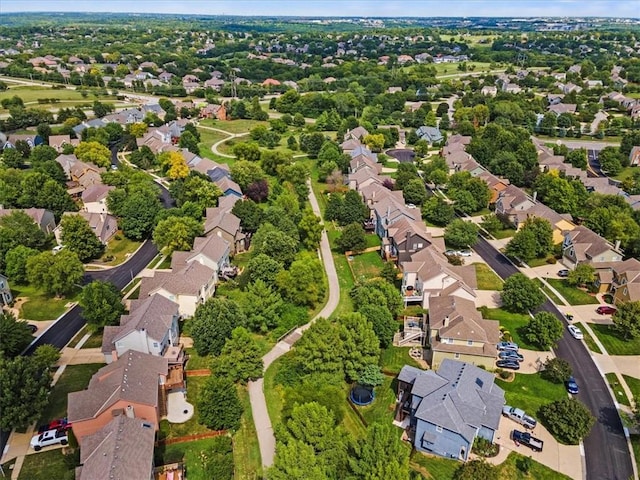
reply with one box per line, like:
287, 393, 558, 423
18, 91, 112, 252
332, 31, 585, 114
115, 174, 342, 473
524, 312, 564, 349
0, 210, 46, 267
357, 304, 397, 348
501, 273, 545, 313
252, 223, 298, 267
152, 215, 203, 253
336, 222, 367, 253
241, 279, 284, 332
4, 245, 40, 284
268, 440, 327, 480
191, 298, 247, 356
539, 398, 595, 444
119, 192, 162, 240
26, 250, 84, 297
210, 327, 264, 384
612, 301, 640, 340
338, 312, 380, 382
444, 219, 478, 249
60, 214, 105, 262
0, 311, 33, 358
79, 281, 125, 329
276, 254, 326, 307
349, 422, 410, 480
198, 375, 243, 431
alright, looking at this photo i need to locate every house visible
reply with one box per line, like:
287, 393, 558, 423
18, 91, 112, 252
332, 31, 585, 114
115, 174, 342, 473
68, 351, 170, 443
480, 86, 497, 96
344, 126, 369, 142
81, 184, 115, 214
426, 295, 500, 369
562, 226, 623, 268
203, 207, 246, 254
629, 146, 640, 167
601, 258, 640, 304
57, 212, 118, 244
416, 126, 443, 145
0, 208, 56, 235
101, 294, 182, 364
48, 134, 78, 152
396, 360, 505, 461
385, 216, 438, 263
372, 195, 421, 240
199, 103, 227, 121
548, 103, 577, 115
55, 154, 106, 190
75, 415, 155, 480
214, 177, 243, 198
0, 273, 12, 306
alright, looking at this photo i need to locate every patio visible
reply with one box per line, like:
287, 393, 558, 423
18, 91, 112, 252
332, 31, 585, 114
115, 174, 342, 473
165, 390, 194, 424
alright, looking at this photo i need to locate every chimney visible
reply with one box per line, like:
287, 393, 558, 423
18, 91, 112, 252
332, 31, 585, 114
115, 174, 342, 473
125, 405, 134, 418
444, 315, 450, 327
406, 230, 412, 251
532, 191, 538, 202
614, 239, 621, 251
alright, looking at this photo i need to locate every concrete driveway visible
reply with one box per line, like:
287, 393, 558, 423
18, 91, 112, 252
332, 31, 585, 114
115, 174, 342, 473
517, 349, 555, 374
493, 415, 584, 480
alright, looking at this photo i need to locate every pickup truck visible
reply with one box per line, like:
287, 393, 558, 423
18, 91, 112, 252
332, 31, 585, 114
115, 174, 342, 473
502, 406, 537, 429
512, 430, 543, 452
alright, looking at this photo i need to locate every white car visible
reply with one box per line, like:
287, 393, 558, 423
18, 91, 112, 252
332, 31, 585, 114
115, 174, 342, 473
568, 325, 584, 340
457, 250, 472, 257
30, 429, 68, 451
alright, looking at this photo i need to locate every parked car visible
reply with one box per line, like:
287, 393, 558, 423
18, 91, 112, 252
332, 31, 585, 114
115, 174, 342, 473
558, 269, 569, 278
502, 406, 537, 429
457, 250, 472, 257
498, 350, 524, 362
445, 249, 459, 256
566, 376, 579, 395
496, 359, 520, 370
497, 341, 519, 351
512, 430, 544, 452
37, 418, 71, 434
30, 429, 68, 451
596, 305, 617, 315
567, 325, 584, 340
27, 323, 38, 334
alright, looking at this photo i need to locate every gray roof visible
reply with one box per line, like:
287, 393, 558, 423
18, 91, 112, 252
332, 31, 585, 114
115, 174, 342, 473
76, 415, 155, 480
400, 359, 505, 443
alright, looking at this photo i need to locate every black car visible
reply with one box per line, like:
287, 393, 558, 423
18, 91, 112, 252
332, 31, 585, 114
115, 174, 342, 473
498, 351, 524, 362
496, 360, 520, 370
27, 323, 37, 333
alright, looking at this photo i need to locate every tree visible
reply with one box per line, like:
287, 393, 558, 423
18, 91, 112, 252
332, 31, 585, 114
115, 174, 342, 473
298, 208, 323, 251
299, 132, 326, 158
119, 192, 162, 240
349, 422, 410, 480
276, 254, 326, 307
403, 178, 428, 206
210, 327, 264, 384
232, 200, 263, 234
2, 148, 25, 169
525, 312, 564, 349
60, 214, 105, 262
246, 253, 283, 287
198, 375, 243, 431
230, 160, 266, 190
338, 312, 380, 382
294, 318, 343, 377
4, 245, 39, 284
505, 217, 554, 262
567, 263, 596, 287
542, 357, 573, 384
0, 311, 33, 358
380, 261, 398, 284
191, 298, 247, 356
422, 196, 455, 226
539, 398, 595, 444
453, 460, 498, 480
242, 280, 284, 332
268, 440, 327, 480
351, 279, 403, 317
444, 219, 478, 249
358, 364, 385, 388
480, 214, 503, 235
79, 281, 125, 329
504, 228, 538, 262
246, 179, 270, 203
178, 131, 199, 154
501, 273, 545, 313
152, 215, 203, 253
0, 210, 46, 267
252, 223, 298, 267
336, 222, 366, 253
165, 151, 189, 179
612, 301, 640, 340
357, 304, 397, 348
27, 250, 84, 297
363, 134, 385, 152
74, 141, 111, 168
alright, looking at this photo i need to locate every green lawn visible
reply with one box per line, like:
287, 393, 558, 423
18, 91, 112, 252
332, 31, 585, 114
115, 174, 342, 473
185, 347, 211, 370
479, 307, 541, 351
12, 284, 80, 321
358, 376, 398, 426
263, 356, 286, 431
199, 118, 269, 134
496, 372, 568, 418
379, 346, 422, 375
492, 228, 516, 239
365, 234, 382, 248
622, 375, 640, 401
80, 330, 103, 348
39, 363, 104, 424
474, 263, 503, 291
545, 279, 599, 305
158, 376, 213, 440
18, 449, 75, 480
589, 323, 640, 355
498, 451, 572, 479
526, 257, 555, 268
154, 436, 233, 480
327, 229, 355, 318
576, 322, 603, 354
605, 373, 630, 406
613, 166, 638, 181
233, 385, 262, 480
0, 85, 102, 104
410, 451, 459, 480
534, 279, 563, 305
349, 251, 384, 282
100, 234, 142, 266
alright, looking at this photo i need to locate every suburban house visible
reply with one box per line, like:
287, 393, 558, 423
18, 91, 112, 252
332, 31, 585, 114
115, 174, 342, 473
386, 217, 444, 263
348, 166, 390, 191
55, 154, 106, 191
400, 246, 477, 310
56, 212, 118, 244
0, 207, 56, 235
426, 295, 500, 369
199, 103, 227, 120
214, 177, 243, 198
630, 146, 640, 167
75, 415, 155, 480
416, 126, 443, 145
81, 184, 115, 214
396, 360, 505, 461
101, 294, 182, 364
344, 126, 369, 142
0, 273, 12, 306
562, 226, 623, 268
203, 207, 246, 254
67, 351, 170, 442
48, 134, 78, 152
604, 258, 640, 304
373, 196, 421, 242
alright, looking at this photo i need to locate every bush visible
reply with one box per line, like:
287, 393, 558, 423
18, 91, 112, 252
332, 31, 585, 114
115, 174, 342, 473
540, 398, 595, 444
472, 437, 499, 457
546, 256, 557, 264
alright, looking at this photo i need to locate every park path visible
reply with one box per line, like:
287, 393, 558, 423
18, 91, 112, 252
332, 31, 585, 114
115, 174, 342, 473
247, 179, 340, 469
197, 124, 249, 158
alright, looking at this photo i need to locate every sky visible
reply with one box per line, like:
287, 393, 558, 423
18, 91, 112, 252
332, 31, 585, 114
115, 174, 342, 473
0, 0, 638, 18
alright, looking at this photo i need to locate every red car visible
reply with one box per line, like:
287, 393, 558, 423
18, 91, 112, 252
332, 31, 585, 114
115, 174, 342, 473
37, 418, 72, 434
596, 305, 617, 315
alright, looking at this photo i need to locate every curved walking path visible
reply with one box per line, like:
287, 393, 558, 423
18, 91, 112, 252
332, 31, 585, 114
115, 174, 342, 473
248, 179, 340, 468
198, 124, 249, 158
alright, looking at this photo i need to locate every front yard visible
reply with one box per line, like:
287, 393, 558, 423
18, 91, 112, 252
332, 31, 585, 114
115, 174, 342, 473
99, 234, 142, 266
478, 307, 541, 351
589, 324, 640, 355
18, 449, 75, 480
496, 372, 568, 418
605, 373, 630, 406
474, 263, 503, 290
11, 284, 80, 321
544, 279, 599, 305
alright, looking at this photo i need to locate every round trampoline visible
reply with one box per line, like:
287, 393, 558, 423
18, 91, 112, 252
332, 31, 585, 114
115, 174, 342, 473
350, 384, 375, 406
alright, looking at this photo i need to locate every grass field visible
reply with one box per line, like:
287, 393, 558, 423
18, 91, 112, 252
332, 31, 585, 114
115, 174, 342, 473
380, 346, 422, 375
613, 166, 638, 181
18, 449, 75, 480
358, 376, 398, 426
39, 363, 104, 424
185, 347, 211, 371
605, 373, 630, 406
100, 234, 141, 266
198, 118, 269, 134
632, 435, 640, 476
154, 436, 232, 480
479, 307, 541, 351
545, 279, 599, 305
80, 329, 103, 348
410, 451, 459, 480
0, 85, 102, 104
492, 227, 517, 239
365, 234, 382, 248
589, 323, 640, 355
329, 229, 355, 318
263, 356, 286, 431
233, 386, 262, 479
349, 251, 384, 282
534, 278, 563, 304
158, 376, 212, 440
497, 372, 568, 417
474, 263, 503, 290
12, 284, 80, 321
576, 322, 603, 354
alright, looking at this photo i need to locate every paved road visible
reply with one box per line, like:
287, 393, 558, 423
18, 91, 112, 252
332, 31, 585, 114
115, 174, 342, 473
248, 179, 341, 468
587, 149, 603, 177
473, 236, 634, 480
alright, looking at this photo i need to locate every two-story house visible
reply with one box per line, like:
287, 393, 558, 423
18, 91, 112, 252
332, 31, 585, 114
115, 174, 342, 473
606, 258, 640, 304
0, 208, 56, 235
81, 184, 115, 214
101, 294, 181, 364
386, 217, 443, 263
373, 196, 421, 241
427, 295, 500, 369
203, 207, 246, 255
396, 360, 504, 461
563, 226, 623, 268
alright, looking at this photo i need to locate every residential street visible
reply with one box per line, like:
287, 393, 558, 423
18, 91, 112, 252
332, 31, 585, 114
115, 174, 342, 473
248, 179, 341, 468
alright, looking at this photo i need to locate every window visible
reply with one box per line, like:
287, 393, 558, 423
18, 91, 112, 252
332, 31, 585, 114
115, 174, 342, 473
467, 340, 473, 346
454, 353, 460, 359
624, 288, 628, 296
153, 342, 159, 348
436, 425, 443, 433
